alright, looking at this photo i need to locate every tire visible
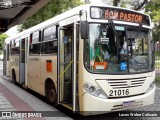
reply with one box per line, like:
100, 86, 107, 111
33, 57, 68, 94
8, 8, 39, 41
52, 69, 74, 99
12, 71, 16, 84
47, 84, 57, 105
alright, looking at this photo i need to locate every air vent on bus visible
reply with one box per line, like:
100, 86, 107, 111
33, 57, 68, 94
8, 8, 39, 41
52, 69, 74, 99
108, 77, 146, 89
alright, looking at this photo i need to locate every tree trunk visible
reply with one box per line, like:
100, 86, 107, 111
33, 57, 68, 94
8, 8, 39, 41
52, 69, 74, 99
113, 0, 120, 6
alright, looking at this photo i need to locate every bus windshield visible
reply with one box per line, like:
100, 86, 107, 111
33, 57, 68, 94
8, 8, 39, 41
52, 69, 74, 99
84, 23, 154, 74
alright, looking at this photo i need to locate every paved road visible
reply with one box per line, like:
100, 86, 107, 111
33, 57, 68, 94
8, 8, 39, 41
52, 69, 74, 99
0, 61, 160, 120
0, 61, 71, 120
73, 87, 160, 120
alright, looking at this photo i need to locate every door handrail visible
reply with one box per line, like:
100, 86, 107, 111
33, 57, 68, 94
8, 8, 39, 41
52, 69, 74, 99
59, 60, 73, 78
60, 61, 71, 65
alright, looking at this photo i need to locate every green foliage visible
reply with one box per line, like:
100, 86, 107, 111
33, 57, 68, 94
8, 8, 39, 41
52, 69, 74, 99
18, 0, 83, 31
0, 34, 9, 50
146, 0, 160, 21
145, 0, 160, 41
102, 0, 147, 10
120, 1, 127, 8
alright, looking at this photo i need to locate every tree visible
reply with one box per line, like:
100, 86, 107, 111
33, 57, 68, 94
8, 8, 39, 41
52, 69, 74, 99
128, 0, 148, 10
145, 0, 160, 41
18, 0, 83, 31
0, 34, 9, 50
113, 0, 120, 6
102, 0, 148, 10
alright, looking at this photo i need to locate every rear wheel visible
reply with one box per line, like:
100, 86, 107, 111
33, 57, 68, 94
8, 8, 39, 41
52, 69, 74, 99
47, 83, 57, 105
12, 70, 16, 84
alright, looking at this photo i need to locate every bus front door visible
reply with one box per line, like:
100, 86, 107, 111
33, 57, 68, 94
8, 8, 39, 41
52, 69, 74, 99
58, 23, 77, 111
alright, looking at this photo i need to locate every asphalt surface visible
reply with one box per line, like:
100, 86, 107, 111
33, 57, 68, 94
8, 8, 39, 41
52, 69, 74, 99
0, 61, 71, 120
0, 61, 160, 120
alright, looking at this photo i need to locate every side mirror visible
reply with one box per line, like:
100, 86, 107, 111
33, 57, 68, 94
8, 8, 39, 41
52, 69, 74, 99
80, 21, 89, 39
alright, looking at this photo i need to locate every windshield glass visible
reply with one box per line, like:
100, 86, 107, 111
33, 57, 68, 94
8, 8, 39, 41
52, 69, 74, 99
84, 23, 154, 74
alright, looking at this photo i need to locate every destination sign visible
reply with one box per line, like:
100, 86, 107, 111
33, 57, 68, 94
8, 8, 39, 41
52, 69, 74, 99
91, 7, 150, 25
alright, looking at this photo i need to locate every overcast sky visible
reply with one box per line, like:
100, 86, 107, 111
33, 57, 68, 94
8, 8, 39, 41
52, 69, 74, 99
5, 25, 19, 36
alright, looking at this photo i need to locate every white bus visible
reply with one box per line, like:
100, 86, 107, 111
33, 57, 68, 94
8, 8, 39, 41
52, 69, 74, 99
3, 4, 155, 115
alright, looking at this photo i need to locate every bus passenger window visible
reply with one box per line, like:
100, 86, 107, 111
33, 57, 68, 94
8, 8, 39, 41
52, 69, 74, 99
29, 31, 41, 55
10, 39, 20, 55
11, 47, 19, 55
41, 25, 57, 55
29, 44, 40, 54
41, 41, 57, 54
43, 25, 56, 41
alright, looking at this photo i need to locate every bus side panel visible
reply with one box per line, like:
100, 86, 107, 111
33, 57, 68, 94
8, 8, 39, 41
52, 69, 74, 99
27, 56, 41, 94
40, 55, 57, 96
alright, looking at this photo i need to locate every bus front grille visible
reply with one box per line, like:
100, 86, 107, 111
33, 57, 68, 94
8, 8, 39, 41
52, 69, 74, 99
108, 77, 146, 89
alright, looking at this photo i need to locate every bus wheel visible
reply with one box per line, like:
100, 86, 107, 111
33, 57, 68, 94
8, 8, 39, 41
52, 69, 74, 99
12, 70, 16, 84
47, 84, 57, 105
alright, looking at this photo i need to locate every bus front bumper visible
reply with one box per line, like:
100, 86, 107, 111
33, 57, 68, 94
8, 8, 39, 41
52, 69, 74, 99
81, 86, 155, 115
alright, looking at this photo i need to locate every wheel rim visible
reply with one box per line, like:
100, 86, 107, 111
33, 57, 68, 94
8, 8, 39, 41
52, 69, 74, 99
49, 88, 56, 103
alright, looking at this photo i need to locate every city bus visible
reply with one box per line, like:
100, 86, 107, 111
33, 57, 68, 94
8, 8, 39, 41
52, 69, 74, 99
3, 4, 155, 115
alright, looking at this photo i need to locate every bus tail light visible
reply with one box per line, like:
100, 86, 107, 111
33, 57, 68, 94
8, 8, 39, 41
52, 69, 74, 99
83, 83, 107, 99
146, 81, 155, 93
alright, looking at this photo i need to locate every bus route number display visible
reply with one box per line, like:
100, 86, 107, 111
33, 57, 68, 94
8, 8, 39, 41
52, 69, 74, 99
91, 7, 150, 25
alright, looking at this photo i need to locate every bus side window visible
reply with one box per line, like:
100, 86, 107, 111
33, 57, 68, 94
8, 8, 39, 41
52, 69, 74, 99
41, 40, 57, 54
43, 25, 56, 41
29, 44, 41, 54
11, 47, 19, 55
29, 31, 41, 55
10, 39, 20, 55
41, 25, 57, 54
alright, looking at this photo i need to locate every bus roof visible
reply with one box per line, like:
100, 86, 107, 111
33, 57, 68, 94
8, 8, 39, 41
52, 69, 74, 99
5, 4, 151, 43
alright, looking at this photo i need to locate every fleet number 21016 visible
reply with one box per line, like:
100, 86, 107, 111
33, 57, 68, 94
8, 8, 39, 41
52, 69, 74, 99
109, 89, 129, 96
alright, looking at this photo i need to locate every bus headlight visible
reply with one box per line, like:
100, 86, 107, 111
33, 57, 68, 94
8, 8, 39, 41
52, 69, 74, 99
146, 81, 155, 93
83, 83, 107, 99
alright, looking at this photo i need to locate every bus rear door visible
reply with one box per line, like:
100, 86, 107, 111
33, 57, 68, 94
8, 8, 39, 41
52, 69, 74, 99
3, 44, 7, 75
6, 44, 10, 77
19, 37, 28, 85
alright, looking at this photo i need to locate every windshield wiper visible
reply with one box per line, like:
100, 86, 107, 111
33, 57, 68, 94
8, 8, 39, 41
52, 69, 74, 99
108, 19, 120, 62
108, 19, 118, 45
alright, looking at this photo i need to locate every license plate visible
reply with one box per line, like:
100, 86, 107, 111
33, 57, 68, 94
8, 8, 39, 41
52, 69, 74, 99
123, 101, 135, 108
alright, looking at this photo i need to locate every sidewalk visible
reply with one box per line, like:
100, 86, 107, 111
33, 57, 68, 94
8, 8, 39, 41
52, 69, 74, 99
0, 76, 71, 120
